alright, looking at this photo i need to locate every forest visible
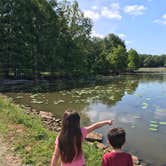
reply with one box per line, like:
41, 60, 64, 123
1, 0, 166, 79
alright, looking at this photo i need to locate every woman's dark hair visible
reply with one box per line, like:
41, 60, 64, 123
58, 111, 82, 163
107, 128, 126, 149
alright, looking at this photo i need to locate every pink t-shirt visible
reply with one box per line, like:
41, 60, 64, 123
55, 127, 88, 166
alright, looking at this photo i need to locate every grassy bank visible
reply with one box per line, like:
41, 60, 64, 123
137, 67, 166, 73
0, 95, 102, 166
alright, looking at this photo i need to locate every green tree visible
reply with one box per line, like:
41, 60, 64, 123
87, 37, 104, 74
107, 45, 127, 73
95, 33, 126, 74
57, 0, 92, 77
143, 56, 153, 67
103, 33, 126, 53
164, 58, 166, 67
0, 0, 15, 77
127, 49, 140, 71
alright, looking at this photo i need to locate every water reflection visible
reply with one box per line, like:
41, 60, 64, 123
3, 74, 166, 165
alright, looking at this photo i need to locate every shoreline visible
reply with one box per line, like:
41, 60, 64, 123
0, 94, 147, 165
14, 97, 146, 166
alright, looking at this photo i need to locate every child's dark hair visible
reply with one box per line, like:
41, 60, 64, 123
107, 128, 126, 149
59, 111, 82, 163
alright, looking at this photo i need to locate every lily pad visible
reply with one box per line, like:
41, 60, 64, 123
136, 94, 143, 97
30, 94, 39, 98
131, 125, 136, 128
142, 106, 148, 109
150, 120, 158, 124
134, 115, 141, 119
54, 100, 65, 104
156, 109, 166, 113
141, 102, 149, 109
16, 96, 23, 99
159, 122, 166, 125
109, 96, 115, 100
149, 124, 158, 128
149, 128, 158, 132
31, 100, 43, 104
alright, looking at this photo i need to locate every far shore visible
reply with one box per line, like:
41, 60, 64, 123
136, 67, 166, 73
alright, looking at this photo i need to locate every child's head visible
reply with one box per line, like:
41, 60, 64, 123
59, 111, 82, 163
62, 111, 81, 130
107, 128, 126, 149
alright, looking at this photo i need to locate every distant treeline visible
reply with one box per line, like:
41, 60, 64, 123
139, 54, 166, 68
0, 0, 166, 79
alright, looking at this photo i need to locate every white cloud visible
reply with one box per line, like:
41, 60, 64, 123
84, 10, 100, 21
126, 40, 132, 44
124, 5, 146, 16
110, 2, 120, 10
91, 6, 98, 10
117, 33, 132, 44
84, 3, 122, 22
101, 3, 122, 20
163, 14, 166, 19
118, 33, 127, 39
154, 14, 166, 25
91, 31, 104, 38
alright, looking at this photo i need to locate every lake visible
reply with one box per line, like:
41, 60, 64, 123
3, 74, 166, 165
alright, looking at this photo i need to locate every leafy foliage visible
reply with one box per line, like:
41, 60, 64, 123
1, 0, 165, 78
128, 49, 140, 71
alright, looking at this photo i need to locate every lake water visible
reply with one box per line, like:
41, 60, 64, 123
4, 74, 166, 165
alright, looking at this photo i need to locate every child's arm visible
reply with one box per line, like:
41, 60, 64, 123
50, 142, 60, 166
85, 120, 113, 133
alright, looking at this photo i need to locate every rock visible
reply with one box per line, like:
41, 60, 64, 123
56, 127, 61, 132
39, 111, 53, 120
96, 142, 108, 150
132, 155, 140, 165
55, 119, 61, 123
86, 132, 103, 142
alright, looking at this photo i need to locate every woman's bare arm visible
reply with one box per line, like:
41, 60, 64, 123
50, 141, 60, 166
85, 120, 113, 133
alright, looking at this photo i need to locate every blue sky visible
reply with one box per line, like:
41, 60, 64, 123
75, 0, 166, 55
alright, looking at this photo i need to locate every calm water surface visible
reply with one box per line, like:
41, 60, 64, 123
4, 74, 166, 165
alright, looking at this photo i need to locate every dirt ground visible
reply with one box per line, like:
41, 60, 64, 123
0, 137, 22, 166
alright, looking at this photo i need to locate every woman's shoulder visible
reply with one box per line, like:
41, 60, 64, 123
81, 127, 88, 139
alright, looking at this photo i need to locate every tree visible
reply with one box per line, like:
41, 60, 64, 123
57, 0, 92, 77
103, 34, 125, 52
95, 33, 126, 74
127, 49, 140, 71
0, 0, 16, 77
164, 58, 166, 67
107, 45, 127, 73
1, 0, 143, 79
87, 37, 104, 74
143, 56, 153, 67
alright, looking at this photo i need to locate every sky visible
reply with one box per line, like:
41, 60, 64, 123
75, 0, 166, 55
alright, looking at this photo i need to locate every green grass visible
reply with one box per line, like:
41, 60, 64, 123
0, 95, 102, 166
137, 67, 166, 73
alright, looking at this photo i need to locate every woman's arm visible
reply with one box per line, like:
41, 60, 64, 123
50, 142, 60, 166
85, 120, 113, 133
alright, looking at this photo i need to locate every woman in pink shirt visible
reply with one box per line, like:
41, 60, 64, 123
51, 111, 113, 166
